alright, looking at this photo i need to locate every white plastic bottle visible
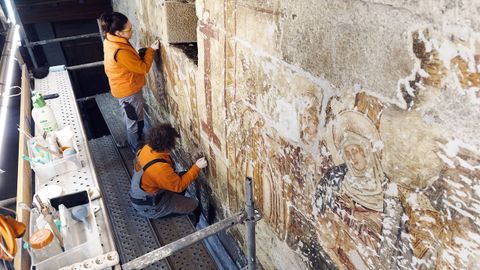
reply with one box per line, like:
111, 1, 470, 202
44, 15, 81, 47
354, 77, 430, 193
31, 91, 58, 133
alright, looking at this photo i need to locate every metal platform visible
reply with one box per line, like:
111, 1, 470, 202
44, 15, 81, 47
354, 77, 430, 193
89, 135, 170, 270
94, 92, 135, 174
152, 216, 217, 269
94, 92, 217, 269
34, 67, 117, 264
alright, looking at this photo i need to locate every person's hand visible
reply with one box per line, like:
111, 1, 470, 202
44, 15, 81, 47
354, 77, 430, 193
195, 157, 208, 169
150, 40, 160, 50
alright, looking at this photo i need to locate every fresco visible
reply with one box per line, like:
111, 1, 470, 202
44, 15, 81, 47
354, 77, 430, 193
307, 21, 480, 269
314, 110, 399, 269
113, 0, 480, 269
314, 99, 480, 269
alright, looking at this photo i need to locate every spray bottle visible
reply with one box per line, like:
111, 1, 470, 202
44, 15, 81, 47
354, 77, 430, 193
31, 91, 58, 133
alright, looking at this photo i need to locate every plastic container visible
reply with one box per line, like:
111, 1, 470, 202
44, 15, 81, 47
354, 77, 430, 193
46, 135, 61, 156
29, 137, 51, 164
56, 126, 75, 148
34, 185, 63, 209
27, 136, 82, 184
31, 91, 58, 134
29, 191, 103, 270
29, 228, 63, 263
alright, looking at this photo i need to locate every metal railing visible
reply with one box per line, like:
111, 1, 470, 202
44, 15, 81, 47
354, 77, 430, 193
0, 22, 18, 98
27, 33, 101, 47
66, 61, 104, 70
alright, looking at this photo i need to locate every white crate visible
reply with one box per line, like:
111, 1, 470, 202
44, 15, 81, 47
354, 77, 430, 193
30, 191, 104, 270
27, 136, 82, 183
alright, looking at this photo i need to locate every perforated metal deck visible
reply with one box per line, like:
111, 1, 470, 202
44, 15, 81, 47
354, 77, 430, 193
89, 136, 170, 270
94, 92, 217, 269
34, 67, 117, 261
94, 93, 135, 174
152, 216, 217, 269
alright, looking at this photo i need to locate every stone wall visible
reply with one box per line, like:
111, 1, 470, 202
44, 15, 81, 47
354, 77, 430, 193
112, 0, 480, 269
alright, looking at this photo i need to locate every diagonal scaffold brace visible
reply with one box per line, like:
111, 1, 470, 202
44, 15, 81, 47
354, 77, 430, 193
122, 177, 262, 270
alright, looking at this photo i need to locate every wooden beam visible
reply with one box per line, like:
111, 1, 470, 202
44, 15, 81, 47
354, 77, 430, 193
16, 0, 112, 24
15, 64, 32, 270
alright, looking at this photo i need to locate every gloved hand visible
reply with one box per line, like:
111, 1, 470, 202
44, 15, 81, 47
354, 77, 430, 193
195, 157, 208, 169
150, 40, 160, 50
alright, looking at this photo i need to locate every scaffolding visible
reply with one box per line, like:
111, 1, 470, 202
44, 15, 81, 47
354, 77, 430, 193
122, 177, 261, 270
7, 4, 263, 267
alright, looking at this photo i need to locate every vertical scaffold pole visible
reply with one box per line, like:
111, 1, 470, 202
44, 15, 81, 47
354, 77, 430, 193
8, 0, 38, 68
245, 177, 256, 270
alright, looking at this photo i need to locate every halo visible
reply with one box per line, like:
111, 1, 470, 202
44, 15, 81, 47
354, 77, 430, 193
326, 110, 381, 165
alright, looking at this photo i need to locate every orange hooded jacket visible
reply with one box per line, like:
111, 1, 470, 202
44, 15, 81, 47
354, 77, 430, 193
103, 33, 155, 98
136, 144, 201, 193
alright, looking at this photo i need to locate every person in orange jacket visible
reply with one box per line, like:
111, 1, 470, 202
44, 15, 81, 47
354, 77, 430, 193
129, 124, 208, 219
100, 12, 160, 153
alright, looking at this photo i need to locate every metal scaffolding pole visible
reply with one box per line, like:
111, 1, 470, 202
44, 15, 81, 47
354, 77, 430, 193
122, 211, 247, 270
0, 197, 16, 207
7, 0, 38, 68
0, 24, 18, 97
66, 61, 103, 70
245, 177, 257, 270
96, 18, 104, 44
122, 177, 262, 270
27, 33, 100, 46
20, 32, 37, 68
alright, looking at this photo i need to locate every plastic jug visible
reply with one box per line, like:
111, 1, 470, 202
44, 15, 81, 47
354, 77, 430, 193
31, 91, 58, 133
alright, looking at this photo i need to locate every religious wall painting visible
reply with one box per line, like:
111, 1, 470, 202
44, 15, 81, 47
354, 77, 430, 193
313, 110, 403, 270
314, 95, 480, 269
225, 102, 292, 237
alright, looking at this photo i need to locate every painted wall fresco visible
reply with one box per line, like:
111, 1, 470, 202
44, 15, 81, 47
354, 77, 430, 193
112, 0, 480, 269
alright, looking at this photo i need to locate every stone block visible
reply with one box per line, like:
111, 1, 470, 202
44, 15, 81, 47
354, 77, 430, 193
162, 1, 197, 43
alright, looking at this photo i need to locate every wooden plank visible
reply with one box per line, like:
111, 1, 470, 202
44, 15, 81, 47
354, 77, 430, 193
15, 64, 32, 270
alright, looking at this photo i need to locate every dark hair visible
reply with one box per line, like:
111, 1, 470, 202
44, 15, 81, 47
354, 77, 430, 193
99, 12, 128, 37
147, 124, 180, 152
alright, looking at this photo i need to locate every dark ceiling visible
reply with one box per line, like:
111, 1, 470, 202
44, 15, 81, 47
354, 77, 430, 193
15, 0, 112, 24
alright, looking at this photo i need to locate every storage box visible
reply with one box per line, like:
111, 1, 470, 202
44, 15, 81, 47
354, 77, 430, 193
27, 136, 82, 183
29, 191, 103, 270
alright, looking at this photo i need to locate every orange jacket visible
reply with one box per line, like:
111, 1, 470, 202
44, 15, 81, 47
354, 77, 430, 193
103, 33, 155, 98
136, 144, 201, 193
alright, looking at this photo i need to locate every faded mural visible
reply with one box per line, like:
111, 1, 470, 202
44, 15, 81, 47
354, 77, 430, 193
112, 0, 480, 269
315, 103, 480, 269
315, 110, 402, 270
311, 22, 480, 269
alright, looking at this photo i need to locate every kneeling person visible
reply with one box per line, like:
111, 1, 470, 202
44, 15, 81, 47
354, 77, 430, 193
129, 124, 208, 219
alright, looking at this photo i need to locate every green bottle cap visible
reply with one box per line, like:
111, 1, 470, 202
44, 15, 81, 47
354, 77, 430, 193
32, 92, 46, 108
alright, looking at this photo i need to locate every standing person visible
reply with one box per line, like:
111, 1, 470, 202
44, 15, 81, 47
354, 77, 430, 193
129, 124, 208, 220
100, 12, 160, 153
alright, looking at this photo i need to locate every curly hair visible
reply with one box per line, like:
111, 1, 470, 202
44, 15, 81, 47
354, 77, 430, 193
147, 124, 180, 152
